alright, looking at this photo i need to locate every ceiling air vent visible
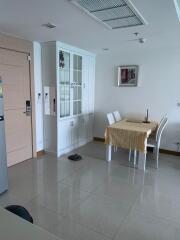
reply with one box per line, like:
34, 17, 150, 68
70, 0, 147, 29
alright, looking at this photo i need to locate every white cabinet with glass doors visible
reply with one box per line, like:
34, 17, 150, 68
42, 41, 95, 156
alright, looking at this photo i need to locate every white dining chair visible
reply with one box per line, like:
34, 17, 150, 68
113, 111, 122, 122
113, 111, 135, 164
107, 113, 118, 152
107, 113, 115, 125
147, 116, 168, 168
108, 112, 134, 162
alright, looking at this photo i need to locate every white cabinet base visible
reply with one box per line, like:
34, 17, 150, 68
57, 114, 94, 157
58, 138, 93, 157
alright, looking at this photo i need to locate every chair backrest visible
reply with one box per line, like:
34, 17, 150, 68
156, 117, 168, 146
5, 205, 33, 223
159, 115, 167, 126
107, 113, 115, 125
113, 111, 122, 122
155, 115, 167, 141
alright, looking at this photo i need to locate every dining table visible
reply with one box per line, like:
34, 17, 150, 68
105, 119, 158, 171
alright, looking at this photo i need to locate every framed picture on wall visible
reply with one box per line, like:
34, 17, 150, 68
118, 65, 139, 87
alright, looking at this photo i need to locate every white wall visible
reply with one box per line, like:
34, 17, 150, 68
94, 47, 180, 151
33, 42, 44, 151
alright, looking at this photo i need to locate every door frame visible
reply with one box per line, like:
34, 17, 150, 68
0, 35, 37, 159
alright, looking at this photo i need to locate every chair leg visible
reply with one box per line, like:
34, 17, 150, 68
134, 149, 137, 166
153, 147, 156, 159
128, 149, 132, 162
155, 147, 159, 169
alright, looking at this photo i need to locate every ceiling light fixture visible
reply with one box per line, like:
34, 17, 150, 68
42, 23, 57, 29
138, 38, 146, 43
133, 32, 139, 36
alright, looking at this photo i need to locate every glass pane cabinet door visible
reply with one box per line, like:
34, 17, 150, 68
73, 54, 82, 115
59, 51, 70, 118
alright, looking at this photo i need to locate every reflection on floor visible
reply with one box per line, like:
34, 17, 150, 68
1, 141, 180, 240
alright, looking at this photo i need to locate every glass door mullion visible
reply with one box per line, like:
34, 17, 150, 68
59, 49, 71, 118
81, 55, 85, 114
72, 53, 83, 116
70, 52, 74, 117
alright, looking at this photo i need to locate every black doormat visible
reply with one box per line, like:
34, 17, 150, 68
68, 154, 82, 161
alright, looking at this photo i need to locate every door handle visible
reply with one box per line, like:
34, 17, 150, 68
24, 100, 31, 116
0, 116, 4, 121
23, 111, 31, 116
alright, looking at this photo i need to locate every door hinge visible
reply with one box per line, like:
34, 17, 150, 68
27, 55, 31, 61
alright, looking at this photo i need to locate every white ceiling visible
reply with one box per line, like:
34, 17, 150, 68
0, 0, 180, 53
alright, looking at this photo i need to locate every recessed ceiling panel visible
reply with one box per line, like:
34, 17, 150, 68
93, 6, 134, 21
107, 16, 142, 29
75, 0, 125, 12
70, 0, 147, 29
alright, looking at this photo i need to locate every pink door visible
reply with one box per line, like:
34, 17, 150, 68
0, 48, 32, 167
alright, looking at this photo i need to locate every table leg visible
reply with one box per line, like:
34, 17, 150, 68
128, 149, 132, 162
106, 144, 112, 162
134, 149, 137, 166
138, 151, 147, 171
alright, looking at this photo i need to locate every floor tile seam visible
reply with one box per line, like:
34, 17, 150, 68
132, 182, 180, 203
6, 191, 36, 206
25, 196, 52, 211
56, 163, 91, 184
61, 212, 114, 240
59, 173, 107, 195
57, 178, 98, 195
27, 202, 63, 221
51, 215, 113, 240
89, 191, 137, 210
29, 199, 70, 219
59, 191, 94, 217
64, 193, 133, 238
111, 195, 140, 240
48, 192, 94, 218
127, 206, 180, 227
31, 178, 97, 204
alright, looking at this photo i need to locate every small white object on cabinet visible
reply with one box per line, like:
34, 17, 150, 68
42, 41, 95, 156
44, 86, 56, 116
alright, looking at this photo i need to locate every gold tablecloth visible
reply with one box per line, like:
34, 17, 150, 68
105, 119, 158, 153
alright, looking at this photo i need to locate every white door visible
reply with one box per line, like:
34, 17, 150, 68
0, 49, 32, 167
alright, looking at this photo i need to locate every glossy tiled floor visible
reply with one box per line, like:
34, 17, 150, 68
1, 142, 180, 240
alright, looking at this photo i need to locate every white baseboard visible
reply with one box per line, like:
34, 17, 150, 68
44, 150, 57, 156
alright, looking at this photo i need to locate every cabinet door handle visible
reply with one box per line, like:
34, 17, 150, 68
53, 98, 56, 113
71, 83, 75, 88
